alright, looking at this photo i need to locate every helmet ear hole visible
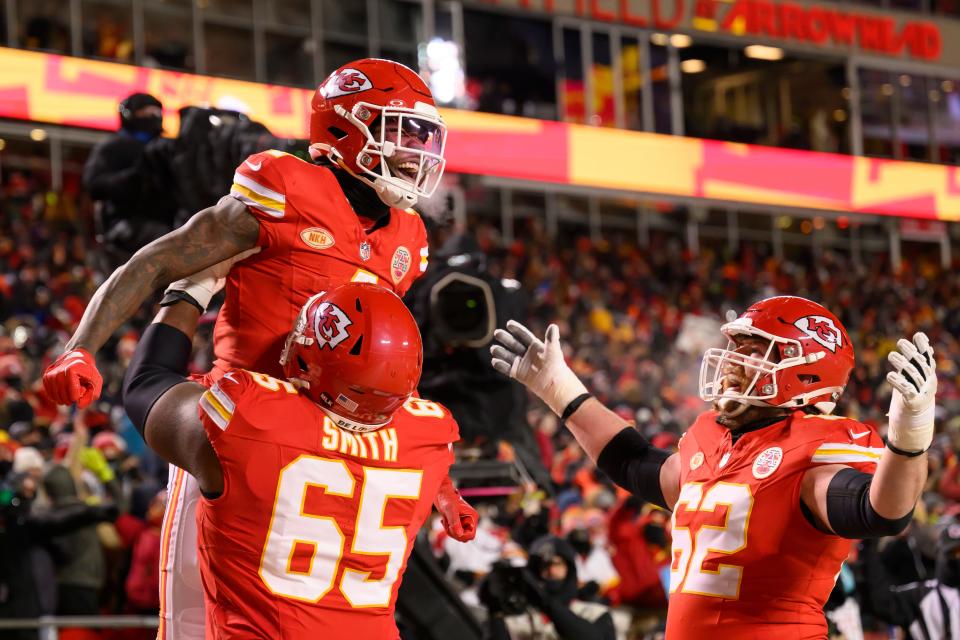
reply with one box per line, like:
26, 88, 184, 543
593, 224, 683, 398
297, 355, 308, 372
327, 126, 348, 140
799, 374, 821, 384
355, 298, 363, 312
349, 335, 364, 356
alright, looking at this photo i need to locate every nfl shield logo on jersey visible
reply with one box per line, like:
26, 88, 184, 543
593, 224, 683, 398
752, 447, 784, 479
313, 302, 353, 350
391, 246, 412, 284
359, 241, 371, 261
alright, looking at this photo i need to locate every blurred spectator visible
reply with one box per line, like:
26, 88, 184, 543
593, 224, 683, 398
124, 489, 165, 614
82, 92, 175, 270
0, 464, 117, 635
44, 465, 108, 616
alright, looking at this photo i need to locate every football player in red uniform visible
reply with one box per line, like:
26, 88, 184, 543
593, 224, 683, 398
122, 282, 459, 639
42, 58, 477, 639
492, 296, 936, 638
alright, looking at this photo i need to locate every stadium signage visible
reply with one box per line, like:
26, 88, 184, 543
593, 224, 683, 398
1, 47, 958, 221
474, 0, 946, 62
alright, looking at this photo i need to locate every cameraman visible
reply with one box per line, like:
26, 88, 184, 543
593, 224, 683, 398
480, 536, 615, 640
83, 92, 175, 269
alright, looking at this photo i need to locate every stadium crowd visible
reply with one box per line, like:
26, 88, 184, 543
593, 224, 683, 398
2, 160, 960, 639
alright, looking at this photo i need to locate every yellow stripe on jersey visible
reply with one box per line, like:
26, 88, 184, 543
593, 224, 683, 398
199, 388, 233, 431
230, 172, 285, 218
811, 443, 884, 464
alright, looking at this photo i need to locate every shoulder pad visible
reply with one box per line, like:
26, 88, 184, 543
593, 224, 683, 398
399, 397, 460, 444
808, 416, 884, 467
231, 151, 289, 219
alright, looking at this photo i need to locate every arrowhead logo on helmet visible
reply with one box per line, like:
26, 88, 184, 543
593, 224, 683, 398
793, 315, 842, 352
321, 68, 374, 98
313, 303, 353, 350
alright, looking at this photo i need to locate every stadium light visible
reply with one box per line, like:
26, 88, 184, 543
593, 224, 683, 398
423, 38, 464, 106
671, 34, 693, 48
681, 59, 706, 73
651, 33, 669, 46
744, 45, 784, 61
30, 128, 47, 141
0, 138, 5, 151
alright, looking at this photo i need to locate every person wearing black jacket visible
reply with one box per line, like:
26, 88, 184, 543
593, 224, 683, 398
480, 536, 615, 640
865, 522, 960, 640
0, 470, 117, 639
83, 92, 176, 269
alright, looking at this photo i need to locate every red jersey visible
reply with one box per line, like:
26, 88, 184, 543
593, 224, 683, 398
667, 410, 884, 639
217, 150, 429, 378
196, 368, 458, 639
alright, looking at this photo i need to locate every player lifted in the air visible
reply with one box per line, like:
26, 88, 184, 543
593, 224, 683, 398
493, 296, 935, 639
123, 282, 460, 639
42, 58, 477, 639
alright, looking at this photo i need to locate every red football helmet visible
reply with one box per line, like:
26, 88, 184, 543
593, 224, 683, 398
280, 283, 423, 432
699, 296, 855, 414
309, 58, 447, 208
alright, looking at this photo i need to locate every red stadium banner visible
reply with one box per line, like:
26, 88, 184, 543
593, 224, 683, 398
1, 47, 958, 221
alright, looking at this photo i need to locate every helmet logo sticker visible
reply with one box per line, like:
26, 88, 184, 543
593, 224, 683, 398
391, 246, 412, 284
321, 68, 373, 99
753, 446, 783, 479
300, 227, 335, 250
794, 315, 842, 352
314, 302, 353, 350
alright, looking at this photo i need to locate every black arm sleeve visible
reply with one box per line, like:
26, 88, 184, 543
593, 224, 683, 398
122, 322, 193, 437
826, 467, 914, 539
542, 602, 616, 640
596, 427, 672, 510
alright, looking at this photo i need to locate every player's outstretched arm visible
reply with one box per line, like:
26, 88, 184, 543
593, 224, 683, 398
68, 196, 259, 355
491, 321, 680, 510
800, 333, 934, 538
122, 299, 223, 495
43, 197, 260, 408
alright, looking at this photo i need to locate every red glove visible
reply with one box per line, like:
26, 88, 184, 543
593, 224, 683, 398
42, 349, 102, 408
434, 476, 478, 542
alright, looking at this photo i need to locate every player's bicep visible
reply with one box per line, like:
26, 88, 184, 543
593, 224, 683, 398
131, 195, 260, 288
660, 452, 682, 510
144, 382, 222, 493
800, 463, 849, 534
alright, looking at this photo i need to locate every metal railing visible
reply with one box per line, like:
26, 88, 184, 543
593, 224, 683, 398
0, 615, 158, 640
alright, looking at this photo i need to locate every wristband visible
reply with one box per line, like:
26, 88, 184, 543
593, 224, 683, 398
885, 441, 927, 458
160, 290, 204, 313
560, 393, 593, 422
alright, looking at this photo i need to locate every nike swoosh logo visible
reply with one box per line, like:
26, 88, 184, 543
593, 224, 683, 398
849, 430, 871, 439
245, 160, 262, 171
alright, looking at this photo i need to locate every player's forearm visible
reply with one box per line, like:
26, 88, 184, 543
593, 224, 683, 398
66, 250, 173, 353
565, 399, 630, 461
154, 300, 202, 342
870, 450, 927, 519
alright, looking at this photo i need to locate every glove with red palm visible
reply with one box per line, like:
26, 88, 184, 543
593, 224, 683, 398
434, 476, 478, 542
42, 348, 102, 408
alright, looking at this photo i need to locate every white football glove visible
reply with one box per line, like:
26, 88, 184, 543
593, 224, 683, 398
165, 247, 261, 311
886, 331, 937, 454
490, 320, 588, 417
